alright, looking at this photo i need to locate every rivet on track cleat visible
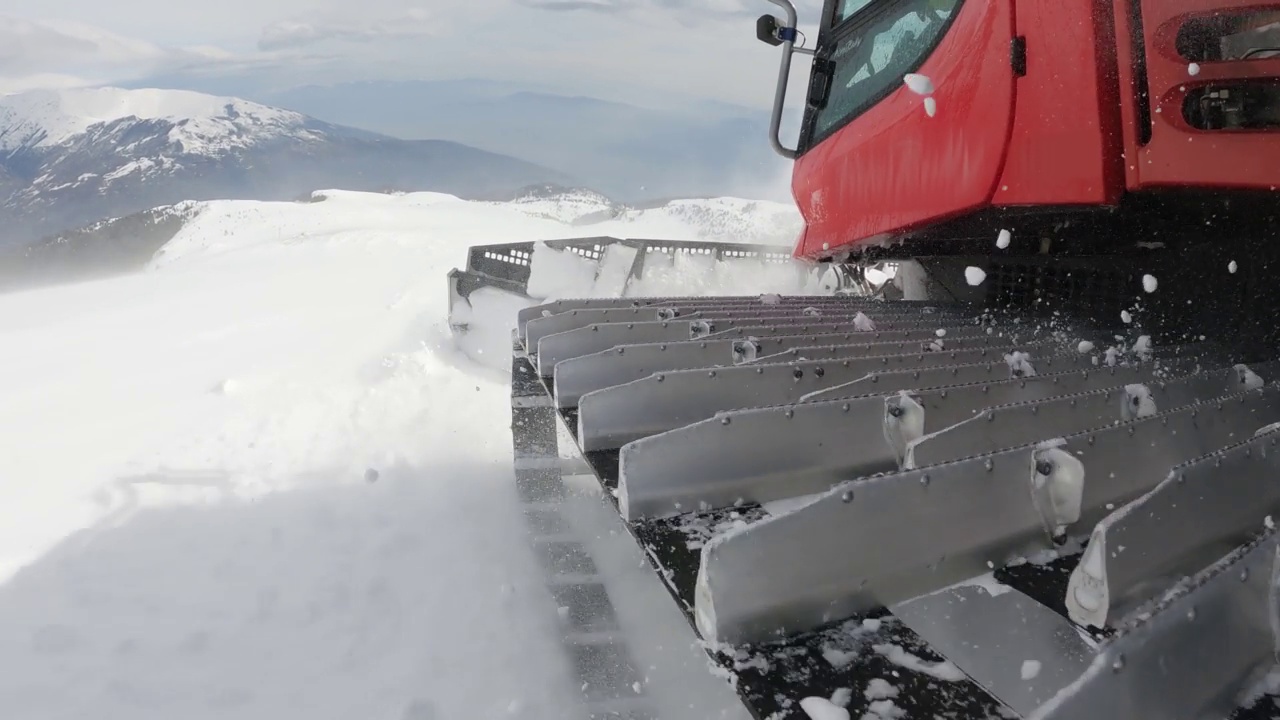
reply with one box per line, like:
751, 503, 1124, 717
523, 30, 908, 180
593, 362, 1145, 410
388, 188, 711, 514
627, 323, 634, 329
843, 360, 850, 367
591, 325, 599, 332
872, 375, 879, 383
1242, 567, 1251, 582
617, 347, 625, 354
1070, 398, 1077, 407
721, 417, 731, 426
1128, 426, 1135, 436
815, 367, 825, 378
940, 390, 948, 398
709, 370, 717, 378
656, 374, 665, 382
785, 409, 794, 419
1177, 473, 1185, 484
985, 459, 995, 472
757, 367, 764, 374
1036, 459, 1054, 476
1112, 654, 1126, 672
1088, 435, 1096, 445
1187, 606, 1197, 621
921, 474, 931, 487
987, 412, 995, 422
660, 344, 667, 351
982, 385, 989, 394
842, 403, 851, 412
793, 368, 804, 380
841, 490, 854, 503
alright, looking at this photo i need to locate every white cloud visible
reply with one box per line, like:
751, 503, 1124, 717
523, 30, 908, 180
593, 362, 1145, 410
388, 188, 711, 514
2, 0, 825, 109
0, 15, 240, 95
258, 8, 441, 50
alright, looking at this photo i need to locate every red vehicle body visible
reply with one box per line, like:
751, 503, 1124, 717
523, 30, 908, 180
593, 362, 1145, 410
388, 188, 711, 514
789, 0, 1280, 261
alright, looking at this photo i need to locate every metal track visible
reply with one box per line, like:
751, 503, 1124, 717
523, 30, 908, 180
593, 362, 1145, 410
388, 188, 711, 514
506, 293, 1280, 720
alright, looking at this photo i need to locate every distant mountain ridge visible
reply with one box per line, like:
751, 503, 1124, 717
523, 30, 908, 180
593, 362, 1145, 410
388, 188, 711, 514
0, 87, 574, 246
228, 80, 795, 204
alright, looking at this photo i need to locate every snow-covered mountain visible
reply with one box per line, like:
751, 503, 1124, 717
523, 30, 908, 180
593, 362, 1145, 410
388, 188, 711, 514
0, 187, 804, 292
0, 87, 572, 245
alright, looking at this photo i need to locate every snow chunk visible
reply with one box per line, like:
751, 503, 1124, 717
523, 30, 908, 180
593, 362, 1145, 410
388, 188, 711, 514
864, 679, 899, 700
1188, 62, 1201, 76
864, 699, 906, 719
830, 687, 853, 708
903, 73, 935, 96
854, 312, 877, 332
800, 696, 850, 720
1236, 364, 1266, 390
1142, 274, 1158, 293
1005, 351, 1037, 378
1031, 447, 1086, 540
1022, 660, 1042, 680
1132, 335, 1152, 359
884, 392, 926, 466
872, 644, 966, 681
996, 229, 1012, 249
1229, 260, 1238, 274
761, 293, 782, 305
1120, 310, 1132, 324
935, 328, 947, 338
822, 647, 860, 669
923, 97, 937, 117
1122, 384, 1157, 420
964, 266, 986, 286
1077, 341, 1095, 354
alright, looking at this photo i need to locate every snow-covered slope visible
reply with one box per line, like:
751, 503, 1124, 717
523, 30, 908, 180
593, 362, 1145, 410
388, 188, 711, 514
0, 189, 807, 719
0, 87, 571, 245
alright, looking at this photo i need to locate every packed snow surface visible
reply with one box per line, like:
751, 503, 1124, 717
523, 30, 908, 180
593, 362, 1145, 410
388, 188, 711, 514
0, 189, 800, 719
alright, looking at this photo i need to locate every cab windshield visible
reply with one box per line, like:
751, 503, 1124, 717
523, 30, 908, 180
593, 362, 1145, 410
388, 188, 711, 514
813, 0, 961, 140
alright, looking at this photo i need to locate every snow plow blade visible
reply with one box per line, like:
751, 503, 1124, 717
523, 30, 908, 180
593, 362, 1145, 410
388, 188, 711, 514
448, 239, 1280, 720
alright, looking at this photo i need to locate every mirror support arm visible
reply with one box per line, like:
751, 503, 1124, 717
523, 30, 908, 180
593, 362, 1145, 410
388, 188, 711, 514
765, 0, 802, 160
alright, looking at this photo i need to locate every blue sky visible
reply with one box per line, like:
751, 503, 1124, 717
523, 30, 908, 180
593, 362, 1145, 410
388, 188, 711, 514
0, 0, 823, 108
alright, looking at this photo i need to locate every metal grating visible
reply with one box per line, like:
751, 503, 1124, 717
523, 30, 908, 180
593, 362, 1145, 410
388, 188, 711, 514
987, 259, 1131, 326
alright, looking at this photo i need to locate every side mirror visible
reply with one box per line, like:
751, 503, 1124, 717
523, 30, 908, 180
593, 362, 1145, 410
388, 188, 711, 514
757, 14, 783, 46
